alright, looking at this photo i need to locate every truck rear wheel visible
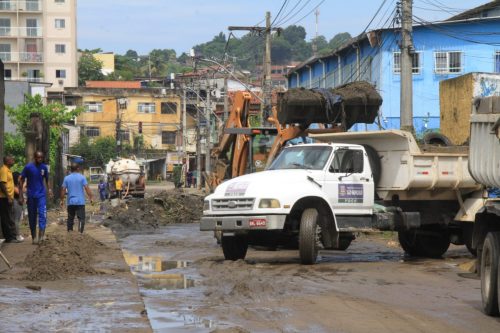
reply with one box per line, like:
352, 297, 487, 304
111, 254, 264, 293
299, 208, 319, 265
398, 229, 450, 258
221, 235, 248, 261
481, 232, 500, 316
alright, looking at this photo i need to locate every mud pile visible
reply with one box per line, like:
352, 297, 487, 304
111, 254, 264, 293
24, 233, 105, 281
103, 190, 204, 237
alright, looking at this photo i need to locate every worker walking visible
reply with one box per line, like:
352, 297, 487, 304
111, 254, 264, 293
60, 163, 93, 233
20, 151, 52, 244
0, 156, 21, 243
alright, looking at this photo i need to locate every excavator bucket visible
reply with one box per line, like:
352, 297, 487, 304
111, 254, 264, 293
277, 81, 382, 130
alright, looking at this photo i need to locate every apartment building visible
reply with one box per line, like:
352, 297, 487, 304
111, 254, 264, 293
0, 0, 77, 92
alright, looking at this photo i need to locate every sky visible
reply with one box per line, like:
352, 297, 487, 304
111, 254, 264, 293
77, 0, 489, 56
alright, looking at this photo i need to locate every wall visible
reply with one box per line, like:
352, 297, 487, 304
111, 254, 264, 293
76, 91, 181, 150
440, 72, 500, 145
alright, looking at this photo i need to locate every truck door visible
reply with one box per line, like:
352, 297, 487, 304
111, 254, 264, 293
323, 147, 374, 215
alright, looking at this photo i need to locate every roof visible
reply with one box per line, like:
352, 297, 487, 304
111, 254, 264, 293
287, 8, 500, 75
447, 0, 500, 21
85, 81, 141, 89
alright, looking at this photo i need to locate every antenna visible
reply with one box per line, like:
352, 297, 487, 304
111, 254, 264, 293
315, 9, 320, 39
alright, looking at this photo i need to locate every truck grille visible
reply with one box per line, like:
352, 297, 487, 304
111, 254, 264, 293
212, 198, 255, 211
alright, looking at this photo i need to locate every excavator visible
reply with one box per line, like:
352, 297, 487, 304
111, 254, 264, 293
206, 81, 383, 191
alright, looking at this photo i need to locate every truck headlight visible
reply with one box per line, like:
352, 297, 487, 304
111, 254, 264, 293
259, 199, 281, 208
203, 200, 210, 211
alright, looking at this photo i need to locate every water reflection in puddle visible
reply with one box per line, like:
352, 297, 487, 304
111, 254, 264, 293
122, 251, 194, 290
122, 250, 224, 331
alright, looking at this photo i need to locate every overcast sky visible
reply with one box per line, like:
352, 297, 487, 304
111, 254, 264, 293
77, 0, 488, 56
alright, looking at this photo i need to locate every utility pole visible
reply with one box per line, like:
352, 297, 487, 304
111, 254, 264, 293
229, 12, 281, 126
115, 99, 121, 155
400, 0, 414, 133
182, 88, 187, 160
0, 60, 4, 165
205, 80, 211, 175
263, 11, 272, 125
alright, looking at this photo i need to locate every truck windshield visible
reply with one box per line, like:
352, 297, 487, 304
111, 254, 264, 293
268, 146, 332, 170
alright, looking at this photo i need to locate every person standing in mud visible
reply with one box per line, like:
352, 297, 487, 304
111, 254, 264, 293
60, 163, 93, 233
115, 176, 123, 199
0, 156, 21, 243
12, 171, 24, 241
19, 151, 52, 244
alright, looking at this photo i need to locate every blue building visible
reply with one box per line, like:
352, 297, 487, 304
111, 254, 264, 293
287, 2, 500, 134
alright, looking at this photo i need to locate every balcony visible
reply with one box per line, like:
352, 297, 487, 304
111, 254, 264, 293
19, 51, 43, 62
0, 1, 16, 11
19, 26, 42, 37
0, 52, 43, 63
0, 27, 15, 37
0, 1, 41, 11
21, 0, 41, 11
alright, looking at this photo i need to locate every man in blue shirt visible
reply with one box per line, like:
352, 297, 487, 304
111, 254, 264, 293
60, 163, 93, 233
20, 151, 52, 244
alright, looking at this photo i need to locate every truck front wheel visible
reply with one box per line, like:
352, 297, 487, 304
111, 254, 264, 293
221, 235, 248, 261
299, 208, 319, 265
398, 229, 450, 258
481, 232, 500, 316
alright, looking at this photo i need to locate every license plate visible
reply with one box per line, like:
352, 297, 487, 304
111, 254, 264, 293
249, 219, 266, 227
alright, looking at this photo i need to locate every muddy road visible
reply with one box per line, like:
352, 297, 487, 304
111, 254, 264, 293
119, 223, 500, 333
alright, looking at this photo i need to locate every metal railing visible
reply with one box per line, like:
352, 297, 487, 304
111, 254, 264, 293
0, 52, 43, 62
0, 26, 43, 37
19, 52, 43, 62
0, 1, 41, 11
0, 27, 13, 37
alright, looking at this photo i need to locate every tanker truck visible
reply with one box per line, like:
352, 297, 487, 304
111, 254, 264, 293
105, 158, 145, 198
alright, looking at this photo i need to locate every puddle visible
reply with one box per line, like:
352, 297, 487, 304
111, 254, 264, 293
146, 307, 221, 332
122, 251, 190, 273
141, 274, 195, 290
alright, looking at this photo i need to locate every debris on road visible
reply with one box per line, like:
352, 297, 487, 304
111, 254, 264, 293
23, 233, 105, 281
103, 190, 204, 237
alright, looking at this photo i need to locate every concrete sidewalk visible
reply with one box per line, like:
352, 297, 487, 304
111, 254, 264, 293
0, 223, 152, 332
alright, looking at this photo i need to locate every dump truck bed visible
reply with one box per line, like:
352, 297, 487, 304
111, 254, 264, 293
311, 130, 478, 196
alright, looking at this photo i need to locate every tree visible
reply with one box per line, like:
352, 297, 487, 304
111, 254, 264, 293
329, 32, 352, 50
125, 49, 138, 58
4, 133, 25, 172
70, 136, 134, 168
78, 52, 104, 86
6, 94, 82, 170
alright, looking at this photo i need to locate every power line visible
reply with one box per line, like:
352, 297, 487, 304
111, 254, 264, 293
274, 0, 303, 26
271, 0, 289, 27
276, 0, 312, 26
289, 0, 326, 27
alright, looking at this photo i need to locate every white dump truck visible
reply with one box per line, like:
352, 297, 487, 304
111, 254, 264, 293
466, 96, 500, 317
105, 158, 145, 198
201, 129, 481, 265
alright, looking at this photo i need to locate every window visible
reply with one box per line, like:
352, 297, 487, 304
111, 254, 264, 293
0, 1, 12, 11
84, 102, 103, 112
118, 130, 130, 142
393, 52, 421, 74
4, 69, 11, 80
26, 19, 38, 37
0, 18, 11, 37
55, 0, 65, 3
55, 44, 66, 54
495, 51, 500, 73
161, 131, 176, 145
0, 43, 11, 62
330, 149, 364, 174
161, 102, 177, 114
85, 127, 100, 137
55, 19, 65, 29
434, 51, 462, 74
137, 102, 156, 113
56, 69, 66, 78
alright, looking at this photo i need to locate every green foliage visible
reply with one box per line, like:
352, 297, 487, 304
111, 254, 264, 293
6, 94, 82, 171
329, 32, 352, 50
70, 136, 135, 168
4, 133, 25, 172
78, 52, 104, 86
